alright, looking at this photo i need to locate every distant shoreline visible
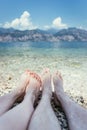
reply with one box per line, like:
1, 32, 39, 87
1, 27, 87, 42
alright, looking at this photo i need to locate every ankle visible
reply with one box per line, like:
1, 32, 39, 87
42, 92, 52, 100
55, 90, 64, 97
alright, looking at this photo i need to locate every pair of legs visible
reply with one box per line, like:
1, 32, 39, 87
0, 69, 87, 130
0, 70, 41, 130
0, 69, 60, 130
29, 70, 87, 130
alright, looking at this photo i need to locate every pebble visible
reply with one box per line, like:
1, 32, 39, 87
8, 76, 12, 80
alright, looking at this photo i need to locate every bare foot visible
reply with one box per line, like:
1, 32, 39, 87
41, 68, 52, 97
13, 70, 31, 101
53, 71, 64, 95
53, 71, 87, 130
25, 71, 42, 102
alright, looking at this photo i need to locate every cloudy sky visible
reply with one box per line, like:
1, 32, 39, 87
0, 0, 87, 30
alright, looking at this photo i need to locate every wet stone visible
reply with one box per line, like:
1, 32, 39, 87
8, 77, 12, 80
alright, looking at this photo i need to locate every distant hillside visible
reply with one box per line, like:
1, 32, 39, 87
54, 28, 87, 41
0, 27, 87, 42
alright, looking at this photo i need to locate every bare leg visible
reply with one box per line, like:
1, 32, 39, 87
28, 69, 61, 130
53, 71, 87, 130
0, 70, 30, 116
0, 72, 41, 130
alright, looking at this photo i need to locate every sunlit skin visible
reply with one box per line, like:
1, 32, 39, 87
53, 71, 87, 130
28, 69, 61, 130
0, 70, 41, 130
0, 69, 87, 130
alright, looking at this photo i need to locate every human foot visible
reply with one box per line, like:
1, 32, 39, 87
41, 68, 52, 97
13, 70, 31, 101
53, 71, 64, 96
25, 71, 42, 103
53, 72, 87, 130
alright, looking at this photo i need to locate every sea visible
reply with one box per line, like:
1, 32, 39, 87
0, 41, 87, 97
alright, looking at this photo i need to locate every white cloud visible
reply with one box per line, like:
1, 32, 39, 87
52, 17, 67, 29
44, 17, 68, 30
3, 11, 37, 30
1, 12, 68, 30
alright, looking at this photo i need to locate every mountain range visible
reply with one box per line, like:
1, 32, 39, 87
0, 27, 87, 42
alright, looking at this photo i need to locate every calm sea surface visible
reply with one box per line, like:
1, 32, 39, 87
0, 41, 87, 71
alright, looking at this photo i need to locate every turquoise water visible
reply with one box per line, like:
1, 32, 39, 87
0, 41, 87, 73
0, 41, 87, 97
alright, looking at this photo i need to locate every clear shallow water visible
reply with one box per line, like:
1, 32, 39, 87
0, 41, 87, 97
0, 41, 87, 60
0, 41, 87, 71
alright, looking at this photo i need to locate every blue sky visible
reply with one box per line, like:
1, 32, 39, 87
0, 0, 87, 30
